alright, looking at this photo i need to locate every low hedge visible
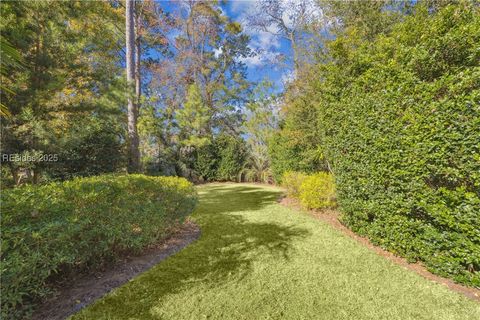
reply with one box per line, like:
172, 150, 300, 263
282, 171, 336, 210
1, 174, 197, 319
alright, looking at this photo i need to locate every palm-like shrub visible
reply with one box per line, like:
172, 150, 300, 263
239, 153, 274, 184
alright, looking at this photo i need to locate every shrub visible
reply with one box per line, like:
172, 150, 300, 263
281, 171, 307, 198
215, 134, 248, 181
50, 125, 125, 180
281, 171, 336, 210
299, 173, 336, 210
239, 165, 274, 184
308, 3, 480, 286
268, 129, 325, 184
0, 174, 197, 318
268, 89, 328, 183
194, 142, 219, 182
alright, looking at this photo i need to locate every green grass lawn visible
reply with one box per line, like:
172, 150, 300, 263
72, 184, 480, 320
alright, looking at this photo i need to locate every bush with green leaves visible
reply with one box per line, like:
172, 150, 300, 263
1, 174, 197, 318
307, 3, 480, 286
238, 155, 274, 184
299, 172, 336, 210
268, 86, 328, 183
281, 171, 307, 198
215, 134, 248, 181
194, 142, 219, 182
282, 171, 336, 210
51, 124, 125, 180
193, 134, 247, 182
268, 123, 325, 183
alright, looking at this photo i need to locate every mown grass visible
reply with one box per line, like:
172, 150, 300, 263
72, 183, 480, 320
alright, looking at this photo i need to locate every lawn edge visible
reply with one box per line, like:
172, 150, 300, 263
278, 195, 480, 303
32, 219, 202, 320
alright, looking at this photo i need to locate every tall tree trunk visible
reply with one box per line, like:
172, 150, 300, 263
126, 0, 140, 172
134, 9, 141, 117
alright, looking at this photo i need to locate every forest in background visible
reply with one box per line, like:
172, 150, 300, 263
1, 0, 280, 186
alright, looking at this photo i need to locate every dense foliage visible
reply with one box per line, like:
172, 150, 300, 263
282, 171, 336, 210
0, 1, 126, 185
0, 0, 263, 186
274, 2, 480, 286
282, 171, 307, 199
299, 172, 336, 210
194, 134, 248, 182
268, 94, 327, 183
1, 174, 197, 318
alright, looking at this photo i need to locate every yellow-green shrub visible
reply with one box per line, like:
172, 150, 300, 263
281, 171, 307, 198
299, 172, 336, 209
281, 171, 336, 210
1, 174, 197, 319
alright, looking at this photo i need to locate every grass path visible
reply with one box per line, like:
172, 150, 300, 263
73, 184, 480, 320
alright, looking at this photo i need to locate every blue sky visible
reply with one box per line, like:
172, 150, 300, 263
220, 1, 294, 91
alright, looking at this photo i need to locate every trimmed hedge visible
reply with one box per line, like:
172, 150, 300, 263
1, 174, 197, 318
282, 171, 336, 210
312, 4, 480, 286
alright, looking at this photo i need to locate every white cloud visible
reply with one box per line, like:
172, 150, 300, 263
213, 47, 223, 58
230, 0, 282, 69
230, 0, 258, 14
255, 29, 281, 50
240, 48, 279, 68
240, 54, 263, 67
280, 70, 296, 84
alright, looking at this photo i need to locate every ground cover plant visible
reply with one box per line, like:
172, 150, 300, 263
1, 174, 197, 318
72, 184, 480, 320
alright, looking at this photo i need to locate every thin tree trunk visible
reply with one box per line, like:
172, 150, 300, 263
289, 32, 299, 72
126, 0, 140, 172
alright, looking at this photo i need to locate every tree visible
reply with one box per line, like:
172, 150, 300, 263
177, 83, 211, 148
240, 81, 279, 182
248, 0, 324, 71
140, 0, 253, 178
0, 1, 125, 185
215, 134, 247, 181
0, 36, 23, 118
126, 0, 140, 172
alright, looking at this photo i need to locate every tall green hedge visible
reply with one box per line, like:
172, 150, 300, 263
1, 174, 197, 318
313, 3, 479, 286
194, 134, 247, 182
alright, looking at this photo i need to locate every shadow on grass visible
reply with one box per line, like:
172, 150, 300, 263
79, 185, 309, 319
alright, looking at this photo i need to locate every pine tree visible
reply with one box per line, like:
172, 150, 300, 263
176, 83, 211, 148
126, 0, 140, 172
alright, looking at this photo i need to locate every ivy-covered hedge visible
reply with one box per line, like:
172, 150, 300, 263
313, 4, 479, 286
1, 174, 197, 318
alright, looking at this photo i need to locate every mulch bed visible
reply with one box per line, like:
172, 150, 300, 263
279, 197, 480, 303
32, 220, 201, 320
